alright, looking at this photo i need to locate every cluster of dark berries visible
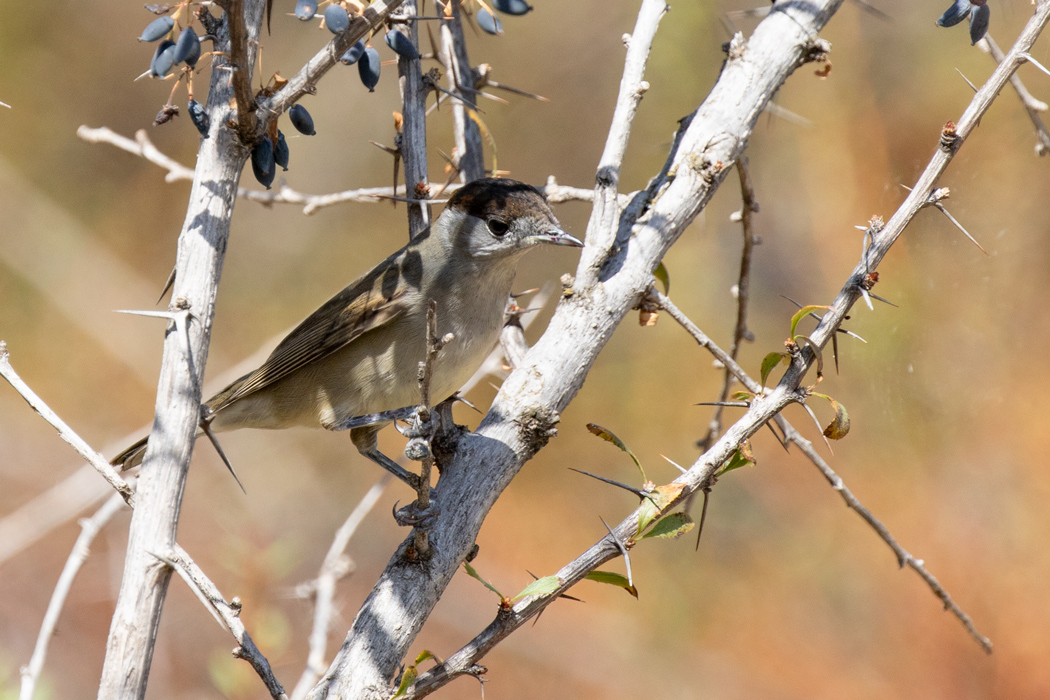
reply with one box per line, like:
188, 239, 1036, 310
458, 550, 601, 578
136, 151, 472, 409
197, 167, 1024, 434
250, 103, 316, 188
937, 0, 990, 45
140, 15, 202, 77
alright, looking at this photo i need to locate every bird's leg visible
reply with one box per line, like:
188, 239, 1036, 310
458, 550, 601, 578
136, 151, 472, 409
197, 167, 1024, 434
349, 424, 422, 490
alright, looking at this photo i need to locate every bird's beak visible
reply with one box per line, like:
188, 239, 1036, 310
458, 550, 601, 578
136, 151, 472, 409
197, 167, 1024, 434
536, 227, 584, 248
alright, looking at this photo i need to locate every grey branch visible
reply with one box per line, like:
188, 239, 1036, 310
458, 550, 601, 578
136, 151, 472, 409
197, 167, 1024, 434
0, 342, 135, 505
394, 0, 431, 238
19, 494, 127, 700
439, 2, 486, 182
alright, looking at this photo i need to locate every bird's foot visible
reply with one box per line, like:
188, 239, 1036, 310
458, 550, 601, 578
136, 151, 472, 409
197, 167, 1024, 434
393, 497, 441, 528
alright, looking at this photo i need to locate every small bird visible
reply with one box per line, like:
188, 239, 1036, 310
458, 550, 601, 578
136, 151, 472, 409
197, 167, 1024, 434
112, 178, 582, 487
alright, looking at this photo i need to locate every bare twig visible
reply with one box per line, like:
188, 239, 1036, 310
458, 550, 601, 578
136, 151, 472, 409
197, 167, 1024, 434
394, 0, 431, 237
440, 1, 485, 182
163, 547, 289, 699
577, 0, 669, 288
979, 33, 1050, 155
773, 420, 994, 653
0, 342, 135, 505
19, 494, 126, 700
698, 158, 758, 451
408, 302, 454, 555
291, 477, 390, 700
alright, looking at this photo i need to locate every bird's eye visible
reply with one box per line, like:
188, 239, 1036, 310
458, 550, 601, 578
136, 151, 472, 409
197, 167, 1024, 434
487, 218, 509, 237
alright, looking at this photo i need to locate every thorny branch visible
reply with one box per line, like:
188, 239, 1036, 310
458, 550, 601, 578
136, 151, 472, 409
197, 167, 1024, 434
654, 292, 993, 653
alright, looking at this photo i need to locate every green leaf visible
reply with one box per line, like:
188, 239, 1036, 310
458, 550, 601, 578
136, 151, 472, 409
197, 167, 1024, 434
761, 352, 787, 387
716, 448, 755, 477
586, 423, 647, 483
640, 512, 695, 539
414, 650, 438, 665
790, 305, 830, 340
463, 561, 504, 601
393, 666, 418, 698
585, 570, 639, 598
512, 575, 562, 601
653, 262, 670, 294
636, 483, 686, 534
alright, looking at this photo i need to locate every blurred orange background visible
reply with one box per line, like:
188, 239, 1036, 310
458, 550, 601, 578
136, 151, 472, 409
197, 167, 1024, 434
3, 0, 1050, 698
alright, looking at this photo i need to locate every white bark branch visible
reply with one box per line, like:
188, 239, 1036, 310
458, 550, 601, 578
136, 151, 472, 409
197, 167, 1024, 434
577, 0, 668, 288
96, 0, 267, 695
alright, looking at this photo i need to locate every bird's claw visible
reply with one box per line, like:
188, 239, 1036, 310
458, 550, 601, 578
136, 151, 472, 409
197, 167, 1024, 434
393, 498, 441, 528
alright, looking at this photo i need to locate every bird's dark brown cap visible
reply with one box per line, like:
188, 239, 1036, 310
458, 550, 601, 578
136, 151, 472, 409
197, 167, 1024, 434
446, 178, 556, 222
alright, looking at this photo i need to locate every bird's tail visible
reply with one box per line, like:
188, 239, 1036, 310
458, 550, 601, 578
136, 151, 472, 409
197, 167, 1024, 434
111, 436, 150, 470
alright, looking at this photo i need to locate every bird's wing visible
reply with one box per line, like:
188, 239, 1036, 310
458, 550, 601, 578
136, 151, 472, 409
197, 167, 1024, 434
208, 271, 409, 413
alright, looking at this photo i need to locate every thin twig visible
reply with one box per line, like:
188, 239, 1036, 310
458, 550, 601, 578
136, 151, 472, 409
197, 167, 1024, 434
578, 0, 669, 288
440, 0, 486, 182
19, 494, 126, 700
394, 0, 431, 237
773, 419, 993, 653
698, 157, 758, 452
979, 33, 1050, 155
290, 477, 390, 700
0, 341, 135, 505
164, 547, 289, 699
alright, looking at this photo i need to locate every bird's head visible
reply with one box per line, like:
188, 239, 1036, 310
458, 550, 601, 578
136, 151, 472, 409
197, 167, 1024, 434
440, 178, 583, 259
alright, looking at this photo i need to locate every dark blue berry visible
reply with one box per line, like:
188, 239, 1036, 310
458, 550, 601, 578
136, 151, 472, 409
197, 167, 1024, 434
493, 0, 532, 15
274, 131, 290, 171
139, 16, 174, 42
937, 0, 971, 28
476, 8, 502, 35
150, 40, 177, 77
340, 39, 366, 65
251, 139, 276, 189
289, 104, 316, 135
295, 0, 318, 20
384, 30, 420, 59
173, 27, 200, 67
324, 4, 350, 33
358, 47, 381, 91
969, 2, 990, 44
188, 99, 210, 137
